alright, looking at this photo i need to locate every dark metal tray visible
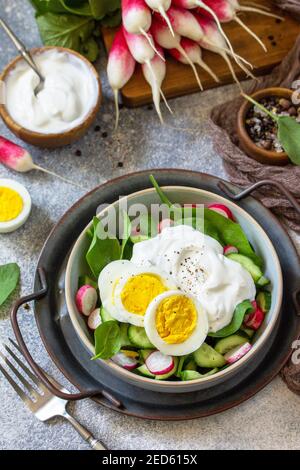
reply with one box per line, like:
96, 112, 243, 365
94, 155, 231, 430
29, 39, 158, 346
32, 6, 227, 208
11, 170, 300, 420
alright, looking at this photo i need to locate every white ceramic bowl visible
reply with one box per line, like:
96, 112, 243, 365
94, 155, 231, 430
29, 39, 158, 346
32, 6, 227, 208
65, 186, 283, 393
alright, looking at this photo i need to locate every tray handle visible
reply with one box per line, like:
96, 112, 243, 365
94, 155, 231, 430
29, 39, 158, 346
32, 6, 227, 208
11, 268, 122, 406
218, 179, 300, 215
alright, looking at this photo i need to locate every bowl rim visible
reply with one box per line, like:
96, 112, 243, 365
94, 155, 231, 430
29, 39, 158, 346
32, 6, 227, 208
65, 185, 283, 388
0, 46, 102, 139
237, 87, 293, 160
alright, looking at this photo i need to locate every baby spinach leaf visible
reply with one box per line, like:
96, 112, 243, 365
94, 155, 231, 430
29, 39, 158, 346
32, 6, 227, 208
86, 217, 121, 278
120, 211, 132, 260
0, 264, 20, 307
30, 0, 68, 14
278, 116, 300, 165
92, 320, 121, 360
209, 300, 254, 338
88, 0, 120, 20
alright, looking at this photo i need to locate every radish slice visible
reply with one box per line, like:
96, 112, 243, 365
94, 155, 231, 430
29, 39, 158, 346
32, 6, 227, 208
224, 245, 238, 255
75, 285, 98, 317
224, 342, 252, 364
244, 301, 264, 330
158, 218, 174, 233
87, 308, 102, 330
112, 352, 138, 370
145, 351, 174, 375
208, 203, 234, 220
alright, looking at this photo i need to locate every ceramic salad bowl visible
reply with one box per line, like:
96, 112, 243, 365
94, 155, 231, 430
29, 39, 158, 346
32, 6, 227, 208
65, 184, 283, 393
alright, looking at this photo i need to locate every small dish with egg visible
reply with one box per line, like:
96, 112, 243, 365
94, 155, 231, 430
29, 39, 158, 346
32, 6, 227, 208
0, 47, 101, 148
65, 177, 282, 393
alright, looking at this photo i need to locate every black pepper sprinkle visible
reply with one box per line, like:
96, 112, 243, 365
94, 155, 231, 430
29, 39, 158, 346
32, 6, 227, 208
102, 132, 108, 138
75, 150, 82, 157
275, 18, 282, 24
272, 41, 277, 47
147, 105, 153, 110
117, 162, 124, 168
94, 125, 101, 132
268, 35, 274, 41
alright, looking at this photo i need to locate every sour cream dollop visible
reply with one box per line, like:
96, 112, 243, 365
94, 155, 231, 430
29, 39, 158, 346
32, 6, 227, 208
5, 50, 99, 134
131, 225, 256, 333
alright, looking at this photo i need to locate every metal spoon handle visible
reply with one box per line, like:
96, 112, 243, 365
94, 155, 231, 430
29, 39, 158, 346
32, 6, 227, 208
0, 17, 44, 83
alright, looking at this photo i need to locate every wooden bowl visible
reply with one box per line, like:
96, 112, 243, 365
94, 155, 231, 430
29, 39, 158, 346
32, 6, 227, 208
0, 47, 102, 148
237, 87, 294, 166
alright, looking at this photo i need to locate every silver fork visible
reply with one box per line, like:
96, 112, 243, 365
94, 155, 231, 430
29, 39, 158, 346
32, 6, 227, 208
0, 339, 107, 450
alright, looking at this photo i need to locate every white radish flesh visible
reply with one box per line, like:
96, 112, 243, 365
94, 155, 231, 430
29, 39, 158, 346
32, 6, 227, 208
145, 0, 175, 36
107, 27, 136, 130
169, 38, 220, 83
88, 308, 102, 330
151, 19, 203, 90
0, 136, 84, 189
112, 352, 138, 370
223, 245, 239, 255
224, 342, 252, 364
145, 351, 174, 375
76, 285, 98, 317
157, 6, 204, 42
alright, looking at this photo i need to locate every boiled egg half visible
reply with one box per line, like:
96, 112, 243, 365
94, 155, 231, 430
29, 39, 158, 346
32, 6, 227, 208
0, 179, 31, 233
144, 290, 209, 356
98, 260, 177, 327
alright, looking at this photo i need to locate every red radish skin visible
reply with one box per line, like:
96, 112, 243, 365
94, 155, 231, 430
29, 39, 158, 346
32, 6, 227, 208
244, 301, 264, 330
145, 351, 174, 375
87, 308, 102, 330
145, 0, 175, 36
158, 218, 174, 233
223, 245, 239, 255
112, 352, 138, 370
107, 27, 136, 129
208, 203, 234, 220
169, 38, 219, 83
151, 18, 203, 90
75, 285, 98, 317
224, 342, 252, 364
0, 136, 83, 188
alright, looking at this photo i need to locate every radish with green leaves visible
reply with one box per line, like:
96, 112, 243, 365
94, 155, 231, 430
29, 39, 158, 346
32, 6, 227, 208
145, 0, 175, 36
151, 18, 203, 90
107, 27, 136, 130
169, 38, 220, 83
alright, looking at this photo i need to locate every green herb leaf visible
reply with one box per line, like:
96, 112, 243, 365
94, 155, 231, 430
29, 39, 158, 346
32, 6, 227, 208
0, 264, 20, 307
120, 211, 132, 260
88, 0, 120, 20
278, 115, 300, 165
86, 217, 121, 278
92, 320, 121, 360
209, 300, 254, 338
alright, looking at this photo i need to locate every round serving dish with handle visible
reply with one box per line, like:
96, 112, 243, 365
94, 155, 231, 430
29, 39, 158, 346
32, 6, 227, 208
65, 184, 283, 393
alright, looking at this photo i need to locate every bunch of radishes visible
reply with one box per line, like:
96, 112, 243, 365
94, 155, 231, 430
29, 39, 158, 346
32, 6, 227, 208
107, 0, 282, 127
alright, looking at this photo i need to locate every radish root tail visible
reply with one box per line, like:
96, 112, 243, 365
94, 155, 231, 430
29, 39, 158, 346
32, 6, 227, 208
113, 89, 120, 131
145, 60, 164, 124
160, 90, 173, 114
239, 6, 284, 21
139, 27, 165, 61
220, 52, 243, 92
242, 2, 271, 11
158, 5, 175, 37
178, 45, 203, 91
198, 59, 220, 83
33, 165, 85, 189
234, 15, 267, 52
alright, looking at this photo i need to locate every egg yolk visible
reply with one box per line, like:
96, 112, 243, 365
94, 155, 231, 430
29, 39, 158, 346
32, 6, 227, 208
121, 274, 167, 316
156, 295, 197, 344
0, 187, 23, 222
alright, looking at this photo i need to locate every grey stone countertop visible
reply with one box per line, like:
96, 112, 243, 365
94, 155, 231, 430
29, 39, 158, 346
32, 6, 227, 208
0, 0, 299, 451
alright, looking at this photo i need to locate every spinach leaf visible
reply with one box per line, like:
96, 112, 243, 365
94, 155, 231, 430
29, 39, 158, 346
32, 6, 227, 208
120, 211, 132, 260
92, 320, 121, 360
36, 12, 99, 61
88, 0, 121, 20
30, 0, 68, 14
0, 264, 20, 307
58, 0, 92, 16
86, 217, 121, 278
278, 116, 300, 165
208, 300, 254, 338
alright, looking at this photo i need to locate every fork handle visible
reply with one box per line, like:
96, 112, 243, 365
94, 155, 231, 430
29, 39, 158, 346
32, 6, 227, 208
62, 410, 107, 451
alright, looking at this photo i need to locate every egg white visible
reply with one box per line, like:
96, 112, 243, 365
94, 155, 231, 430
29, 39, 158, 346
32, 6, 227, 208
144, 290, 209, 356
0, 179, 31, 234
98, 260, 177, 327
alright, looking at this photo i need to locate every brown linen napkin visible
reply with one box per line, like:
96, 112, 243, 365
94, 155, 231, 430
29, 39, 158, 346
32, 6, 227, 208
210, 36, 300, 233
274, 0, 300, 20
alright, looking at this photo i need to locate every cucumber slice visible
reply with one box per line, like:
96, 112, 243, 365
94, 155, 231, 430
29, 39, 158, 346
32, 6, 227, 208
257, 276, 270, 287
100, 306, 114, 322
215, 334, 248, 355
128, 326, 154, 349
136, 364, 155, 378
184, 359, 197, 371
256, 291, 272, 313
155, 357, 179, 380
139, 349, 155, 362
240, 326, 255, 339
120, 323, 133, 348
181, 368, 218, 381
193, 343, 226, 368
227, 253, 263, 283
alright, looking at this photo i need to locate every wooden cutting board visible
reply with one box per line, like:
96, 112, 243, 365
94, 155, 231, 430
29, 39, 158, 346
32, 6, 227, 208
102, 0, 300, 107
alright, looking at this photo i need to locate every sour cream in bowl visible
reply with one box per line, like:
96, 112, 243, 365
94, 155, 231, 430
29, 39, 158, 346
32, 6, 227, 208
0, 47, 101, 148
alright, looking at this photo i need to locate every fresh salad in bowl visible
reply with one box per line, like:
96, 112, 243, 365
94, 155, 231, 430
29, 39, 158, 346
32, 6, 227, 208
74, 176, 272, 382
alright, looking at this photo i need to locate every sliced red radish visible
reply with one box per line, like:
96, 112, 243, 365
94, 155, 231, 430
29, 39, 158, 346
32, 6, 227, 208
145, 351, 174, 375
244, 301, 264, 330
224, 245, 239, 255
75, 285, 97, 317
87, 308, 102, 330
158, 218, 173, 233
224, 342, 252, 364
111, 352, 138, 370
208, 203, 234, 220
